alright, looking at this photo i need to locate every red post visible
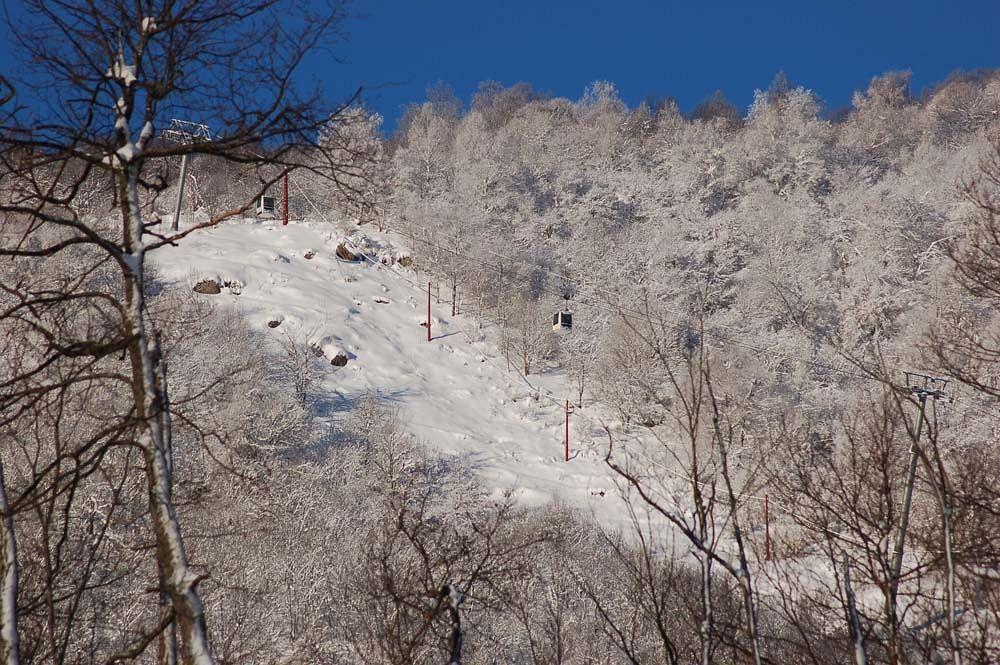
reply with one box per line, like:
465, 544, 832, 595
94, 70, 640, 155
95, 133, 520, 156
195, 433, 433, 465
565, 400, 570, 462
427, 281, 432, 342
282, 172, 289, 226
764, 494, 771, 562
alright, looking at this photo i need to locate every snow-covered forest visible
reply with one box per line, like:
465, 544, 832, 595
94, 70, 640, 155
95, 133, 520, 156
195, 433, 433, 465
2, 1, 1000, 664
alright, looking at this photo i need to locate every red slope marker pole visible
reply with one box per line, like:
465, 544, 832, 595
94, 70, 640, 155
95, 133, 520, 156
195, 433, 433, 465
427, 281, 432, 342
282, 172, 289, 226
764, 494, 771, 562
565, 400, 570, 462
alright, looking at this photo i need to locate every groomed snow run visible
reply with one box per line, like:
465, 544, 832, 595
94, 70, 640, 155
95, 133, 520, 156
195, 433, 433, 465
154, 219, 639, 526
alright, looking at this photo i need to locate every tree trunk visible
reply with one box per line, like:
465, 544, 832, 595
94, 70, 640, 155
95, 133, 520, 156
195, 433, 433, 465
700, 556, 713, 665
120, 167, 215, 665
843, 554, 867, 665
708, 405, 762, 665
0, 459, 19, 665
444, 584, 463, 665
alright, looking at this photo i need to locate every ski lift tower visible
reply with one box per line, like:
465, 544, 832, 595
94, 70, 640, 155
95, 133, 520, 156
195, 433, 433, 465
162, 119, 212, 231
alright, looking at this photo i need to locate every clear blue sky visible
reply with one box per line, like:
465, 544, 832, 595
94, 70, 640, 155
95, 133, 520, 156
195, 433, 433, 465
2, 1, 998, 133
321, 0, 1000, 132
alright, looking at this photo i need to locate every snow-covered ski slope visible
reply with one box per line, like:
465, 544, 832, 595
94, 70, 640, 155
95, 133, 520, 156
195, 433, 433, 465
154, 219, 634, 524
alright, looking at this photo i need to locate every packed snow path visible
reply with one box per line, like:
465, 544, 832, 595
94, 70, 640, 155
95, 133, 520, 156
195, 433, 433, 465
155, 220, 631, 524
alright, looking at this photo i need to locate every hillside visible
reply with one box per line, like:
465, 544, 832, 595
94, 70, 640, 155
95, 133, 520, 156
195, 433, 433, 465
153, 218, 636, 522
4, 1, 1000, 657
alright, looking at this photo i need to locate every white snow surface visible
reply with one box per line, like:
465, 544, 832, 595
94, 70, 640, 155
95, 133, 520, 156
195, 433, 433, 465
153, 219, 631, 524
106, 57, 136, 85
116, 142, 138, 163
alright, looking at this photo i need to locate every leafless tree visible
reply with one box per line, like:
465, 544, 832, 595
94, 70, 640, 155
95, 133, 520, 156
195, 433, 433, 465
597, 307, 769, 665
0, 1, 367, 662
317, 399, 550, 664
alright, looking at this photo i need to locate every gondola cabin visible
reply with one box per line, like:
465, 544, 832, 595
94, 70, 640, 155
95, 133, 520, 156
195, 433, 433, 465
552, 309, 573, 332
255, 195, 277, 218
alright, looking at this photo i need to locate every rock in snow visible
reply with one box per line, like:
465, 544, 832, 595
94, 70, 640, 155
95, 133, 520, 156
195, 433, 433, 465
192, 279, 221, 294
308, 335, 352, 366
335, 242, 361, 262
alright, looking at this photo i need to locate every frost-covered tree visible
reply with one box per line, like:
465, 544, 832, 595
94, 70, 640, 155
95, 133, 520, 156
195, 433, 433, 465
384, 72, 1000, 662
936, 137, 1000, 398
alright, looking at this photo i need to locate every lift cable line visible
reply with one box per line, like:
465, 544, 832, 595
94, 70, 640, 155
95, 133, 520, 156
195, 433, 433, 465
238, 176, 994, 424
377, 226, 997, 421
384, 226, 887, 380
385, 225, 1000, 422
162, 119, 212, 232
